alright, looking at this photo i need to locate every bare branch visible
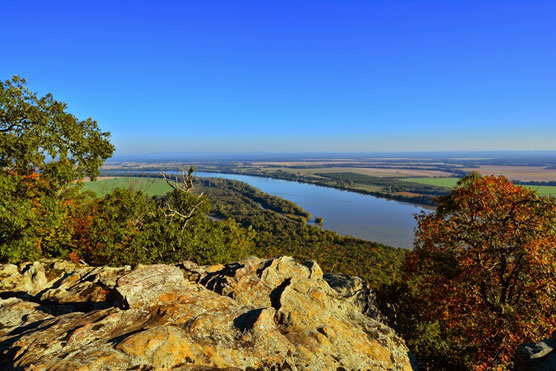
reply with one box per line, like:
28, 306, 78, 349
160, 166, 205, 231
0, 121, 20, 133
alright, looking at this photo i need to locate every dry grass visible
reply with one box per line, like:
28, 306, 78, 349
255, 160, 459, 167
256, 161, 350, 166
274, 166, 453, 178
465, 166, 556, 182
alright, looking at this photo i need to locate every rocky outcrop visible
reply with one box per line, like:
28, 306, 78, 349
515, 332, 556, 371
0, 256, 414, 370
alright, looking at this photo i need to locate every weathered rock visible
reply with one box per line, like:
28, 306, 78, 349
324, 272, 386, 321
0, 297, 54, 333
0, 257, 415, 370
115, 264, 189, 308
515, 332, 556, 371
0, 261, 47, 295
0, 264, 21, 291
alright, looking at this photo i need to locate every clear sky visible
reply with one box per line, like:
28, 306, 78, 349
2, 1, 555, 154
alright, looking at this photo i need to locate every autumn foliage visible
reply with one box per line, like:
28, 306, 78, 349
404, 173, 556, 370
1, 171, 68, 261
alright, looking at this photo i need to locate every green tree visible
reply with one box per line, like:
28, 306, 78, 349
0, 76, 114, 262
77, 169, 255, 266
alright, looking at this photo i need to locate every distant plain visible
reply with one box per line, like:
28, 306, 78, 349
99, 154, 556, 201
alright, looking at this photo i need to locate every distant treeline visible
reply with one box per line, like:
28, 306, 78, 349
456, 159, 556, 168
315, 172, 451, 195
515, 180, 556, 186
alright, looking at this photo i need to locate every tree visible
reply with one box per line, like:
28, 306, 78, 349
75, 169, 255, 266
0, 76, 114, 262
403, 173, 556, 370
315, 216, 324, 226
1, 76, 114, 185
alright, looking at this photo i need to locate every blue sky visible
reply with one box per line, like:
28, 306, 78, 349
2, 1, 555, 154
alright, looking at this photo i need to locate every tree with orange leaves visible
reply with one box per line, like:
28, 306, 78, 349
403, 172, 556, 370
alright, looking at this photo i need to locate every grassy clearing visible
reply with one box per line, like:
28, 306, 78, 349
82, 177, 172, 197
526, 185, 556, 198
403, 177, 555, 197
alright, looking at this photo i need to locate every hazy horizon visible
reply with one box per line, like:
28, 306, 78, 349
106, 150, 556, 163
3, 1, 555, 153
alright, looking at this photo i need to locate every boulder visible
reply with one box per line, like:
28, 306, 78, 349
0, 261, 47, 295
0, 257, 415, 370
515, 332, 556, 371
115, 264, 189, 308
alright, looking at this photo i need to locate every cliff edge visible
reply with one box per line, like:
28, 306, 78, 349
0, 256, 414, 370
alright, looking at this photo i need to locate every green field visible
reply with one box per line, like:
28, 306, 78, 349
527, 185, 556, 198
404, 177, 459, 188
403, 177, 555, 197
82, 177, 172, 197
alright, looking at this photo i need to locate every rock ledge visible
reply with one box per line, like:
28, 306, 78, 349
0, 256, 413, 370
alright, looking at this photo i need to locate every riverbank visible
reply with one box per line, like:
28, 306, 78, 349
100, 168, 442, 207
93, 171, 426, 248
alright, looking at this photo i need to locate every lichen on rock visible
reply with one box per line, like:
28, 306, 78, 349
0, 256, 414, 370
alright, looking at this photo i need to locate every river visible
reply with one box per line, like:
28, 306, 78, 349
195, 172, 426, 249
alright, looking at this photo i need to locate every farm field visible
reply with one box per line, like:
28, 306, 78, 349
464, 165, 556, 182
403, 177, 555, 197
82, 177, 172, 197
527, 185, 556, 198
404, 177, 459, 188
271, 166, 454, 178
